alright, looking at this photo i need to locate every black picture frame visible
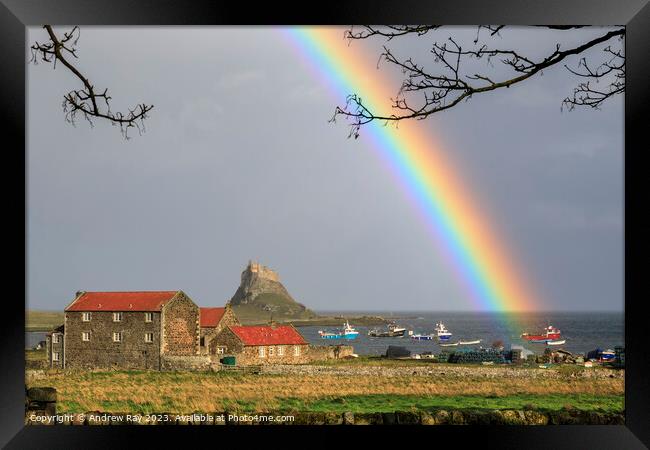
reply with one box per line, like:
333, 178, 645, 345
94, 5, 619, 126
2, 0, 648, 447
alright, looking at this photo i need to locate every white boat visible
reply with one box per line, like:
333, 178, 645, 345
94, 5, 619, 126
318, 321, 359, 340
410, 333, 434, 341
546, 339, 566, 346
435, 321, 453, 341
459, 339, 482, 345
439, 342, 459, 347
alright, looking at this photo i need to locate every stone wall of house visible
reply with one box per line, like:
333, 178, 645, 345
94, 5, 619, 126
211, 327, 244, 356
64, 310, 162, 370
161, 292, 200, 356
46, 332, 64, 369
234, 344, 311, 365
200, 306, 241, 355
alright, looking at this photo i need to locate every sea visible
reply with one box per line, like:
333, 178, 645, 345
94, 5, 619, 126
26, 311, 624, 357
300, 311, 624, 356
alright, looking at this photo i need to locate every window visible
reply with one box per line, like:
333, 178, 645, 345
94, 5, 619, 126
277, 345, 285, 356
144, 333, 154, 343
82, 312, 91, 322
52, 334, 60, 344
82, 332, 90, 342
216, 347, 225, 355
113, 332, 123, 342
52, 352, 60, 362
259, 347, 266, 358
113, 312, 123, 322
294, 345, 300, 356
144, 312, 153, 323
268, 346, 275, 356
200, 337, 205, 346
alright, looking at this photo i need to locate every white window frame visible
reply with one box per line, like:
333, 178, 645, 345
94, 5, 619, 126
268, 346, 275, 357
82, 312, 91, 322
113, 332, 123, 342
113, 312, 123, 322
216, 347, 225, 355
144, 312, 153, 323
294, 345, 300, 356
259, 346, 266, 358
52, 334, 60, 344
277, 345, 285, 356
52, 352, 60, 362
82, 332, 90, 342
144, 332, 154, 343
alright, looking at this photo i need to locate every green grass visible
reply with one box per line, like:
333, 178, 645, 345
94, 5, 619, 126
26, 310, 64, 331
26, 349, 47, 361
276, 394, 624, 414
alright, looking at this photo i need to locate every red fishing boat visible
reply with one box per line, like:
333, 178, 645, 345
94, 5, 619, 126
520, 325, 561, 341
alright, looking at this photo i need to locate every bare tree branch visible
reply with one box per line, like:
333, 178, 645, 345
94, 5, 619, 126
333, 26, 625, 138
31, 25, 153, 139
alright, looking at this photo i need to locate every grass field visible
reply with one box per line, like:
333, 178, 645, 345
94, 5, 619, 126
26, 310, 64, 331
26, 368, 624, 415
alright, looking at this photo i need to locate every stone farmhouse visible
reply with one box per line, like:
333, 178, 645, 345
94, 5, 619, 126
54, 290, 200, 370
199, 304, 240, 355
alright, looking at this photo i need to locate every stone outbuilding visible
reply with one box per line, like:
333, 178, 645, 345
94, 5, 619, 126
57, 290, 201, 370
214, 324, 311, 365
199, 304, 240, 356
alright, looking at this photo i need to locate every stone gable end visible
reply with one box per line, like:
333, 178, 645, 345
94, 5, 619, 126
161, 292, 200, 356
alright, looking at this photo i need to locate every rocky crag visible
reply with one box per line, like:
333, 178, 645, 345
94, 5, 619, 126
229, 261, 316, 322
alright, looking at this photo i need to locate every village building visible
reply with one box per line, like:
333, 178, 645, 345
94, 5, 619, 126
199, 304, 240, 356
55, 290, 201, 370
214, 324, 311, 365
45, 324, 65, 369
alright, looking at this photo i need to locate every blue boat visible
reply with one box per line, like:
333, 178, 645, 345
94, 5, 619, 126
318, 321, 359, 340
435, 322, 453, 341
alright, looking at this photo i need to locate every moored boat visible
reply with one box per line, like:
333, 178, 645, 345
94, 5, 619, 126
521, 325, 561, 341
410, 333, 434, 341
439, 342, 459, 347
546, 339, 566, 346
435, 322, 453, 341
319, 321, 359, 340
459, 339, 482, 345
368, 322, 407, 338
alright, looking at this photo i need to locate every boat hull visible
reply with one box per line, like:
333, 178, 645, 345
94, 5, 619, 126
411, 335, 433, 341
522, 334, 561, 341
320, 333, 358, 340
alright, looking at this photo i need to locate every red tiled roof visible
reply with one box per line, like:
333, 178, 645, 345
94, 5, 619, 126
200, 307, 226, 327
65, 291, 179, 312
230, 325, 307, 346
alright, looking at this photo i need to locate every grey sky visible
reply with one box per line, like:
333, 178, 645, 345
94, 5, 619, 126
27, 26, 623, 312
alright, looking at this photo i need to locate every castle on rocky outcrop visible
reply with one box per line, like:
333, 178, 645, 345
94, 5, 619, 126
245, 260, 279, 283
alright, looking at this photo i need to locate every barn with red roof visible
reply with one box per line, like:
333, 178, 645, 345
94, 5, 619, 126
212, 323, 313, 365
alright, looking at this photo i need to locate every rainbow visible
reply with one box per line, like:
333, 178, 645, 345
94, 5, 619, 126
282, 27, 541, 319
